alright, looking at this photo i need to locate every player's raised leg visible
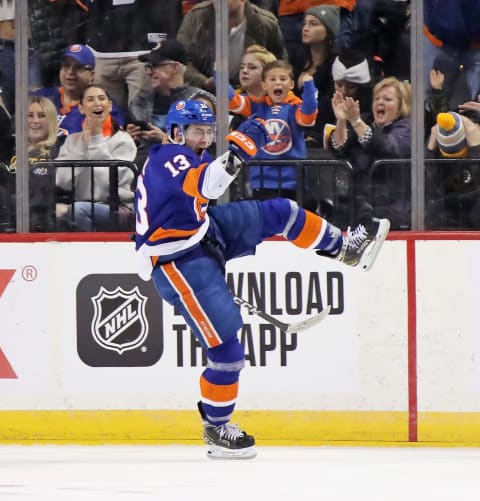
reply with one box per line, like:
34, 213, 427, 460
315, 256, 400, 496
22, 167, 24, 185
334, 218, 390, 271
258, 198, 390, 271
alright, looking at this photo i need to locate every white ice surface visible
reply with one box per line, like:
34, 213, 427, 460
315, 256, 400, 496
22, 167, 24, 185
0, 445, 479, 500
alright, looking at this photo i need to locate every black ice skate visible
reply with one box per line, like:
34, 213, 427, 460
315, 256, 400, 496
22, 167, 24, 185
336, 218, 390, 271
203, 422, 257, 460
198, 402, 256, 459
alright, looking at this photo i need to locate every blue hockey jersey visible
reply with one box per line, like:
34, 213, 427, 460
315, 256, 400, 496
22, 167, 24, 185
135, 143, 236, 279
229, 79, 318, 189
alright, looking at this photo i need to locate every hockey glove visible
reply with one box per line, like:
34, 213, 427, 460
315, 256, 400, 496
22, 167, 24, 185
226, 116, 270, 161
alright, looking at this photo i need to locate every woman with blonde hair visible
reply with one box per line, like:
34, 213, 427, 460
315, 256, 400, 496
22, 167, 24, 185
27, 95, 62, 157
231, 45, 278, 131
10, 96, 63, 171
7, 95, 65, 231
237, 44, 277, 98
327, 76, 412, 229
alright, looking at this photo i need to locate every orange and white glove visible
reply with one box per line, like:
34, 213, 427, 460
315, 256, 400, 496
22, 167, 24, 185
225, 116, 270, 161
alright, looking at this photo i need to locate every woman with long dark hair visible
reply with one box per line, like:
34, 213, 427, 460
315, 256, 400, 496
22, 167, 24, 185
292, 5, 340, 147
56, 83, 137, 231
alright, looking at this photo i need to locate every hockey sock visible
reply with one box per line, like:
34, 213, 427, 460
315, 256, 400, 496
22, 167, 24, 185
199, 336, 245, 426
260, 198, 343, 255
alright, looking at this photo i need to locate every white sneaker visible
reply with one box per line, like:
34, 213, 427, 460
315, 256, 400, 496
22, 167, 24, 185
337, 218, 390, 271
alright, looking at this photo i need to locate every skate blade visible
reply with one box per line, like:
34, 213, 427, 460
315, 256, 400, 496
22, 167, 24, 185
360, 218, 390, 271
206, 445, 257, 460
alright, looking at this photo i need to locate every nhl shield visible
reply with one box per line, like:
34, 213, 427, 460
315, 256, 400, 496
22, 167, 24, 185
91, 286, 147, 354
77, 274, 164, 367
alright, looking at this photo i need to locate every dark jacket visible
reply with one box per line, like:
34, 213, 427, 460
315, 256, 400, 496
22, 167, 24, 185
177, 0, 287, 89
328, 118, 411, 172
6, 138, 65, 232
425, 144, 480, 229
328, 117, 411, 228
424, 0, 480, 50
0, 101, 12, 165
293, 52, 336, 146
29, 0, 87, 86
85, 0, 182, 53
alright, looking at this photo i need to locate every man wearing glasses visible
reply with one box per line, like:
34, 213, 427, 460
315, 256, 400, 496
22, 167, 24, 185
126, 38, 215, 165
33, 44, 125, 134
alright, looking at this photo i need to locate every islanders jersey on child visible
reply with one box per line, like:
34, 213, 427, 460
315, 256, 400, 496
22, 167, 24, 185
229, 79, 318, 189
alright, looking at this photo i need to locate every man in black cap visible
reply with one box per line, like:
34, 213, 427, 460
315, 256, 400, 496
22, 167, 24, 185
126, 38, 215, 156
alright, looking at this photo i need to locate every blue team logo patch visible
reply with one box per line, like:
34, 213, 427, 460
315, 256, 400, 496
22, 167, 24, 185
262, 118, 292, 155
68, 44, 82, 53
91, 286, 148, 354
176, 101, 186, 110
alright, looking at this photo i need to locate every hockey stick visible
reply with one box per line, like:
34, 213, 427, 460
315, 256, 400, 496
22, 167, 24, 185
233, 295, 330, 333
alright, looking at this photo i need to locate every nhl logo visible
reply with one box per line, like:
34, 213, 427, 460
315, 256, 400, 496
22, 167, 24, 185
91, 286, 148, 354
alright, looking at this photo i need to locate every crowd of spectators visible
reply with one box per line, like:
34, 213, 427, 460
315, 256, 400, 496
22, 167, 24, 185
1, 0, 479, 232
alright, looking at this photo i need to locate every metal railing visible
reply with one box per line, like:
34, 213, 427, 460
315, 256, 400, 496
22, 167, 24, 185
370, 158, 480, 230
0, 162, 13, 232
234, 157, 480, 231
0, 160, 139, 233
369, 159, 412, 230
3, 156, 480, 233
237, 158, 356, 228
424, 158, 480, 230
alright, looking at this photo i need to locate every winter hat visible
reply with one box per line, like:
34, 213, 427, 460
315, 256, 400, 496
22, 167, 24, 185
437, 112, 468, 158
304, 5, 340, 38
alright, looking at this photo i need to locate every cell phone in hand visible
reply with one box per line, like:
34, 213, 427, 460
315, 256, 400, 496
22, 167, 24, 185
131, 120, 150, 130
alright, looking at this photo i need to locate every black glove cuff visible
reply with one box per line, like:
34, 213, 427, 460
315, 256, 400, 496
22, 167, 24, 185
225, 150, 243, 176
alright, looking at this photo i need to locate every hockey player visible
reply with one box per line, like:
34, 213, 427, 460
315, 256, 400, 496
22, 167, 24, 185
134, 99, 390, 460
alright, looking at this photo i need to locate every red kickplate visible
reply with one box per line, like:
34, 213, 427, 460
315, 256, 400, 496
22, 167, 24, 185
0, 348, 17, 379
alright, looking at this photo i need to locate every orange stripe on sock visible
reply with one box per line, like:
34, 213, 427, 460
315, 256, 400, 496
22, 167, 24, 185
292, 211, 323, 248
200, 375, 239, 403
162, 262, 222, 348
